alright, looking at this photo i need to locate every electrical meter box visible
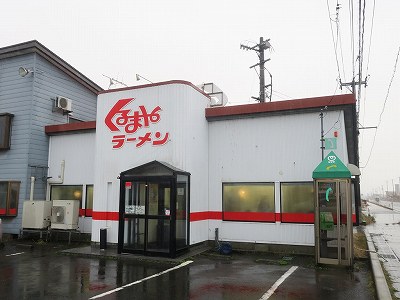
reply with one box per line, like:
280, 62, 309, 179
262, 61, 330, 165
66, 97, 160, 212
320, 212, 334, 231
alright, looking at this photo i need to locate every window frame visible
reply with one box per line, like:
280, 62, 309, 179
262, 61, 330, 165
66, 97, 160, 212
0, 181, 20, 217
280, 181, 314, 224
50, 184, 83, 211
0, 113, 14, 150
222, 182, 275, 223
85, 185, 93, 217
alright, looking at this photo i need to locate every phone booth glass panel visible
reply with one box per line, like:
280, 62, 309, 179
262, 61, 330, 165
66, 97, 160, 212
313, 152, 353, 266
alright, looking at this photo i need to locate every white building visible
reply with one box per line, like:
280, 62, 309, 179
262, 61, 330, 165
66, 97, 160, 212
45, 80, 359, 257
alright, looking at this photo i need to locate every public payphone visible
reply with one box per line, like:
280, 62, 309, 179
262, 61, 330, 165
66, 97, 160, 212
313, 151, 353, 266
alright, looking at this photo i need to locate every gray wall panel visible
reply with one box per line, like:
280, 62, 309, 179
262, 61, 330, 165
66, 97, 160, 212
0, 51, 98, 234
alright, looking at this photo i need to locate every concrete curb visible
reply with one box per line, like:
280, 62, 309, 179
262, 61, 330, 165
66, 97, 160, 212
364, 229, 392, 300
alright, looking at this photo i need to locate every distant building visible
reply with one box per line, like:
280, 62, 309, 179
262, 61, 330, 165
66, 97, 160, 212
0, 41, 102, 235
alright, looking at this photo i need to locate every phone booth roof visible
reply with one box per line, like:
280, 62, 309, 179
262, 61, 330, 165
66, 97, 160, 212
312, 151, 351, 179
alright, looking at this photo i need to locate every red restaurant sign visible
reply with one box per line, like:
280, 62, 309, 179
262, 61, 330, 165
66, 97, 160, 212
105, 98, 170, 149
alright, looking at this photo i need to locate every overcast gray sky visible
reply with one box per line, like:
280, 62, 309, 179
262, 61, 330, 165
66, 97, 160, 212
1, 0, 399, 196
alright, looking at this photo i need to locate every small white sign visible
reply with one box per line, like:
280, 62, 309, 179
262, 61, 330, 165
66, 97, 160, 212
177, 188, 184, 196
125, 205, 145, 215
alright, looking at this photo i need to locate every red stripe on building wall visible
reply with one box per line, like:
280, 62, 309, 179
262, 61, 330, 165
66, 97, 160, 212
8, 208, 17, 215
281, 213, 314, 223
89, 211, 357, 225
78, 209, 93, 217
275, 213, 281, 222
190, 211, 222, 222
92, 211, 119, 221
223, 212, 276, 222
0, 209, 6, 215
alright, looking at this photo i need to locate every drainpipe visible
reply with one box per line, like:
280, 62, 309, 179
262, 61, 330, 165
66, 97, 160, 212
30, 177, 35, 201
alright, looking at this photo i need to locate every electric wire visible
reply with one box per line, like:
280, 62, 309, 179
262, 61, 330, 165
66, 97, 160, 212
327, 0, 343, 82
361, 46, 400, 168
321, 81, 341, 137
271, 90, 294, 100
349, 0, 355, 82
362, 0, 376, 133
336, 2, 347, 81
364, 0, 376, 79
357, 0, 366, 114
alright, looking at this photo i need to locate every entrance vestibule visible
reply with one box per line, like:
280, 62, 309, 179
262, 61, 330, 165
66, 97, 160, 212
117, 161, 190, 258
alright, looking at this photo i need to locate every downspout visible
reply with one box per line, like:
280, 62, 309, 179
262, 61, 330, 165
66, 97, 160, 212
29, 177, 35, 201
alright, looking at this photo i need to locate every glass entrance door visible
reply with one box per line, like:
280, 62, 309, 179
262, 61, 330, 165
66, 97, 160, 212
316, 179, 352, 265
121, 180, 172, 255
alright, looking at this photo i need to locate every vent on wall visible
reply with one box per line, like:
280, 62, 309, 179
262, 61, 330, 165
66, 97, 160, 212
55, 96, 72, 112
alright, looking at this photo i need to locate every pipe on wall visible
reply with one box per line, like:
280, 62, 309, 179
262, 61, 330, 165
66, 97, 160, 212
29, 177, 35, 201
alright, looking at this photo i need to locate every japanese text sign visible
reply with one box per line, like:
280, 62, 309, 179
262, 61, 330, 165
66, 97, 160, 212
105, 98, 170, 149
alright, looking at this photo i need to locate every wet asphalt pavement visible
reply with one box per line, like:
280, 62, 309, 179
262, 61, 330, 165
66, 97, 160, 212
366, 200, 400, 298
0, 239, 376, 300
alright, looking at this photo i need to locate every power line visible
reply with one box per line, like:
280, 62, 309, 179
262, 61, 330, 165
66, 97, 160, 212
361, 46, 400, 168
364, 0, 376, 78
336, 1, 347, 81
349, 0, 355, 81
327, 0, 342, 82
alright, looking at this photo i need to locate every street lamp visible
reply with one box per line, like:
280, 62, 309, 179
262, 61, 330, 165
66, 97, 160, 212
18, 67, 33, 77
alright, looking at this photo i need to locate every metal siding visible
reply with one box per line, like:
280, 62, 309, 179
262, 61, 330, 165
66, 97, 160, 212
0, 52, 97, 234
93, 83, 210, 243
48, 133, 95, 234
0, 54, 33, 233
208, 109, 347, 245
48, 133, 95, 185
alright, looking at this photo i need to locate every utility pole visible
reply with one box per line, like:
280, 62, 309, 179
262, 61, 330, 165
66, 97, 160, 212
340, 78, 368, 113
320, 110, 325, 161
240, 37, 272, 102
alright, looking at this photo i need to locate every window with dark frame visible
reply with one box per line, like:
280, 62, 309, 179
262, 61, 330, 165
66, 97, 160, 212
85, 185, 93, 217
0, 181, 20, 216
50, 185, 83, 215
0, 113, 14, 150
222, 183, 275, 222
280, 182, 314, 223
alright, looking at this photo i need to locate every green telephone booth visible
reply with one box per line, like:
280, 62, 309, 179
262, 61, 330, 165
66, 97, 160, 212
313, 151, 353, 266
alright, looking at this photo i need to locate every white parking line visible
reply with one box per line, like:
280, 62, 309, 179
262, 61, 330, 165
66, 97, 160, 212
5, 252, 25, 257
89, 260, 193, 299
259, 266, 298, 300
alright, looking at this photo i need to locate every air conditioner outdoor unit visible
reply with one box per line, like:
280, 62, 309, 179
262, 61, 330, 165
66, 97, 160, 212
51, 200, 79, 230
22, 200, 52, 229
56, 96, 72, 112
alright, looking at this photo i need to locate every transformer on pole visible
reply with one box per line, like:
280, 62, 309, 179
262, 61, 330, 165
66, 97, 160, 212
240, 37, 272, 102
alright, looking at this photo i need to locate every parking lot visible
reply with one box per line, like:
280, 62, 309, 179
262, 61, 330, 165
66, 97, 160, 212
0, 241, 376, 299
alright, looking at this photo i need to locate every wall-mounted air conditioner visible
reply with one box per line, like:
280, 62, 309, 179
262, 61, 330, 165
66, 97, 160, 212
22, 201, 52, 229
56, 96, 72, 112
51, 200, 79, 230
